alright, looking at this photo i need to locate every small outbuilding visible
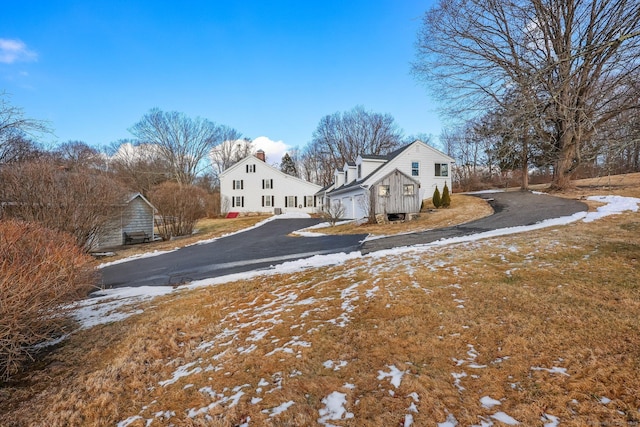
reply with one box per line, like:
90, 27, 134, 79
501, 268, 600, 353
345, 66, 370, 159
91, 193, 156, 250
369, 169, 421, 219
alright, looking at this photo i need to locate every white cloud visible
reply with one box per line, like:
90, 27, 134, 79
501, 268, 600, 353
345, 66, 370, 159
0, 38, 37, 64
251, 136, 290, 165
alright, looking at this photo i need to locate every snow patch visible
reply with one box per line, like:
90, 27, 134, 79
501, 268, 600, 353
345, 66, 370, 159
377, 365, 406, 388
318, 391, 354, 426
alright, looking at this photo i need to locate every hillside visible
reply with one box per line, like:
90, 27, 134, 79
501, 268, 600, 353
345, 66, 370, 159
1, 175, 639, 426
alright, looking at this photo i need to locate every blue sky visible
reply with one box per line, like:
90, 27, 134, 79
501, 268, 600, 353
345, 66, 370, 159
1, 1, 442, 158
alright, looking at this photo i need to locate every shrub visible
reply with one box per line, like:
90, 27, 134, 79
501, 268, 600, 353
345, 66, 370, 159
441, 182, 451, 208
0, 220, 95, 381
150, 182, 208, 240
0, 159, 126, 250
432, 186, 442, 208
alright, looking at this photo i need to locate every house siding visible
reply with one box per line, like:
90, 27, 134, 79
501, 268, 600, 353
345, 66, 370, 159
122, 197, 155, 237
220, 156, 322, 214
361, 141, 453, 202
327, 140, 454, 219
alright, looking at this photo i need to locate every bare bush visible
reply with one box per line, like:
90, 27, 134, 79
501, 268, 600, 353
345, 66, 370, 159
320, 201, 346, 226
150, 182, 208, 240
0, 220, 95, 381
0, 160, 127, 250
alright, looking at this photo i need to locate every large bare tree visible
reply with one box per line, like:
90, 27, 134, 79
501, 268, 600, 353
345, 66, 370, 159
129, 109, 235, 186
414, 0, 640, 190
305, 105, 404, 186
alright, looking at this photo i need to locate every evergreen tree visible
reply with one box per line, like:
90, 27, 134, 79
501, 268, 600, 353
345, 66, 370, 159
441, 182, 451, 208
432, 186, 442, 208
280, 153, 298, 177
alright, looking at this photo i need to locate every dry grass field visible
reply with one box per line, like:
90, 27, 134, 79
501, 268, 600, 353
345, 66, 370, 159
1, 175, 639, 426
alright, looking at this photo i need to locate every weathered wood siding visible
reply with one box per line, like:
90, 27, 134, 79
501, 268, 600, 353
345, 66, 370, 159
122, 196, 154, 237
92, 195, 155, 250
371, 170, 420, 215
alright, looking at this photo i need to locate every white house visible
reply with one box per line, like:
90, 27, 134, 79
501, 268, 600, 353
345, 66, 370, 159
322, 140, 455, 219
220, 150, 322, 215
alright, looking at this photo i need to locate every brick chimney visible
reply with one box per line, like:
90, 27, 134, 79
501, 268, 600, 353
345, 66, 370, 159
256, 149, 266, 162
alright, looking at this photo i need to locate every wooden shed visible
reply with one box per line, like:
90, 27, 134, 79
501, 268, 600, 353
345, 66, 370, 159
370, 169, 420, 218
91, 193, 156, 250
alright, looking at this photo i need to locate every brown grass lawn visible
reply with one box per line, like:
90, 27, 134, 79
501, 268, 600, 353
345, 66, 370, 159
1, 175, 639, 426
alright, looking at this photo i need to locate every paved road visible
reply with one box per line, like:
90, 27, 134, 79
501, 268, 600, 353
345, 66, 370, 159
361, 191, 587, 254
99, 219, 367, 288
100, 191, 587, 288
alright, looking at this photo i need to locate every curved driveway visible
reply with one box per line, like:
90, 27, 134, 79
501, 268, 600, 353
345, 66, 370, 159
361, 191, 587, 253
100, 191, 587, 288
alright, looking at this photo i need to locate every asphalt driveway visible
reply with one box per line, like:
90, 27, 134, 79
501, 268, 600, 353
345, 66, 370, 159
361, 191, 587, 253
99, 218, 367, 288
99, 191, 588, 288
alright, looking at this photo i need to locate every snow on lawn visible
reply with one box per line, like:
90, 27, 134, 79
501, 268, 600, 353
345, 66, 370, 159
71, 195, 639, 425
317, 391, 354, 426
71, 286, 174, 329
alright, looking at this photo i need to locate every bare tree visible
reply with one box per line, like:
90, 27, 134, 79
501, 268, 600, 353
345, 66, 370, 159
305, 105, 404, 186
107, 140, 172, 196
0, 93, 48, 165
129, 109, 234, 186
0, 132, 42, 165
0, 160, 127, 250
414, 0, 640, 190
53, 140, 106, 170
210, 136, 252, 178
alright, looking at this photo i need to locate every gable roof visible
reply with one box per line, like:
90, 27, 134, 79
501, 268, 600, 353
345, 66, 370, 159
220, 154, 322, 190
126, 192, 156, 211
328, 140, 454, 196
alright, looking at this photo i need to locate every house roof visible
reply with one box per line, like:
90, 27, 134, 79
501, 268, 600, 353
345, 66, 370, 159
328, 140, 454, 196
126, 192, 157, 212
220, 154, 322, 190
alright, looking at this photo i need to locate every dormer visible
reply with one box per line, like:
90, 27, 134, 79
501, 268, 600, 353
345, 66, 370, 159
356, 154, 387, 181
334, 168, 345, 188
343, 161, 357, 185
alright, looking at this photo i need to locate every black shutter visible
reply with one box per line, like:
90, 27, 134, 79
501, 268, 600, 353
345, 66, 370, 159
262, 180, 265, 189
271, 196, 274, 207
241, 197, 244, 207
314, 196, 317, 207
232, 197, 235, 207
304, 196, 307, 207
246, 164, 248, 173
233, 181, 236, 190
270, 179, 273, 188
262, 196, 264, 207
241, 180, 244, 190
295, 196, 298, 207
285, 197, 288, 207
